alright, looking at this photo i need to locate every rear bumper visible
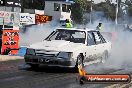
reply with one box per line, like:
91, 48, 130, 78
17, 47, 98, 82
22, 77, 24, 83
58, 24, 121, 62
24, 55, 76, 68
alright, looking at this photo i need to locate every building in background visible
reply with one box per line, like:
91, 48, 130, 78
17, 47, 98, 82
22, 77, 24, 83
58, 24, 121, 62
44, 0, 73, 21
0, 0, 21, 12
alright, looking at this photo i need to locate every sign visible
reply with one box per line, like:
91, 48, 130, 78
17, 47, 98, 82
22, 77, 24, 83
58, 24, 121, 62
78, 74, 131, 84
35, 14, 49, 24
0, 17, 3, 25
1, 30, 19, 54
0, 11, 20, 27
35, 9, 44, 15
28, 14, 35, 24
4, 12, 14, 26
20, 13, 35, 24
0, 11, 5, 17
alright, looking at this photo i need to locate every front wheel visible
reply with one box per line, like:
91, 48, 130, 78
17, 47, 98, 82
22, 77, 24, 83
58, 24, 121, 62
74, 53, 84, 72
29, 64, 39, 69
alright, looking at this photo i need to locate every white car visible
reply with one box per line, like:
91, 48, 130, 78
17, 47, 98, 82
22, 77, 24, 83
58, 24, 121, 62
24, 28, 112, 69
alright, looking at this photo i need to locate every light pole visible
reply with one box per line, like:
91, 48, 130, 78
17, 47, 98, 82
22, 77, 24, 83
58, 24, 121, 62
115, 0, 119, 25
90, 0, 93, 24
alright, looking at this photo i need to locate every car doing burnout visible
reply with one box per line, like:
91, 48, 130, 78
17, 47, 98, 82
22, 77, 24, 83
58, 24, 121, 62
24, 28, 112, 68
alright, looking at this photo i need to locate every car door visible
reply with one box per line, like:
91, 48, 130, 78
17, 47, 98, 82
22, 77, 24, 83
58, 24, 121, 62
84, 31, 97, 63
92, 31, 107, 58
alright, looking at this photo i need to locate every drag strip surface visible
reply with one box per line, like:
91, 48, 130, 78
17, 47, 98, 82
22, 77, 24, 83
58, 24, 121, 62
0, 60, 132, 88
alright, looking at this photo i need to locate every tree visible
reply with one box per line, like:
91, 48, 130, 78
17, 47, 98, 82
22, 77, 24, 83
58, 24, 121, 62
128, 5, 132, 16
125, 0, 132, 16
94, 2, 116, 21
71, 0, 88, 24
22, 0, 44, 10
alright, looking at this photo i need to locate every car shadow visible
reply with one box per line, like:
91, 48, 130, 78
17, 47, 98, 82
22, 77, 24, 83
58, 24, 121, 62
36, 66, 77, 73
19, 64, 78, 73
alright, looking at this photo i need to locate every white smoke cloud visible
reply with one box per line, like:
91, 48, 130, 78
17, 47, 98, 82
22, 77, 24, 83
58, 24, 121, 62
85, 20, 132, 73
19, 20, 60, 46
105, 30, 132, 69
19, 15, 132, 72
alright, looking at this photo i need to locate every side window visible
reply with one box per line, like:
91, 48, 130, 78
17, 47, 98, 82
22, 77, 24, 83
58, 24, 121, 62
54, 3, 60, 11
87, 32, 96, 46
93, 32, 106, 44
97, 32, 106, 43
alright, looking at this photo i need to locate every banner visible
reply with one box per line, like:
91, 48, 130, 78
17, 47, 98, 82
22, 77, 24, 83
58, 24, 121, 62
28, 14, 35, 24
0, 11, 5, 17
20, 13, 35, 24
35, 9, 44, 15
1, 30, 19, 55
0, 11, 20, 27
35, 14, 49, 24
0, 17, 3, 25
4, 12, 14, 26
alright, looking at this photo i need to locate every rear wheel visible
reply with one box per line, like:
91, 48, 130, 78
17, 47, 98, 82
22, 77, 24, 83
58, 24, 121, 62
101, 51, 108, 63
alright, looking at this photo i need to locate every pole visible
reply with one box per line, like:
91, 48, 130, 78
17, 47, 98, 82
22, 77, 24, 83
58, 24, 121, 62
115, 0, 118, 25
90, 0, 93, 24
3, 6, 6, 30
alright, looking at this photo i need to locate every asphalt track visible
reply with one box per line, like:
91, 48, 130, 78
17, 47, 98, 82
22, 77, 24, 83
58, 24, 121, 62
0, 59, 132, 88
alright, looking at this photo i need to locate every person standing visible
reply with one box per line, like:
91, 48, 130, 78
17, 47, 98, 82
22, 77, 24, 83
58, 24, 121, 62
65, 19, 73, 28
96, 23, 103, 31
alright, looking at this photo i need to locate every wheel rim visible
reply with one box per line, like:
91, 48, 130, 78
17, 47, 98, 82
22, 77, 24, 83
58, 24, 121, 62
101, 52, 108, 63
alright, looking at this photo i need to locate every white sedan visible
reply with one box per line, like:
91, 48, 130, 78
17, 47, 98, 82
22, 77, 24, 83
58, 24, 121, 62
24, 28, 112, 69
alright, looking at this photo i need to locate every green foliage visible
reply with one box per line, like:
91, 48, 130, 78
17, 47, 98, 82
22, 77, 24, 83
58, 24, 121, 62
128, 5, 132, 16
75, 0, 87, 11
22, 0, 44, 10
71, 0, 89, 24
71, 0, 117, 23
94, 2, 116, 21
71, 3, 83, 24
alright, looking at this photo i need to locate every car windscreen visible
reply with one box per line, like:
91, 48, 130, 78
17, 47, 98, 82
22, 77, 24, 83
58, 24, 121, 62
46, 29, 86, 44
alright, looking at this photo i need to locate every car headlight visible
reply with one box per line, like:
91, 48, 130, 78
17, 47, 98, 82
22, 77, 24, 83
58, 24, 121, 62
26, 48, 35, 55
57, 52, 73, 60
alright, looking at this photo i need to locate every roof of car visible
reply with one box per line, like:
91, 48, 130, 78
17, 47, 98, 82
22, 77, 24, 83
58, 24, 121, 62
57, 28, 98, 32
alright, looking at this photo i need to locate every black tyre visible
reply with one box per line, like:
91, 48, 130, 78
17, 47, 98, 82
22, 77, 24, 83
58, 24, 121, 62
74, 53, 84, 72
29, 64, 39, 69
79, 76, 86, 85
101, 51, 108, 63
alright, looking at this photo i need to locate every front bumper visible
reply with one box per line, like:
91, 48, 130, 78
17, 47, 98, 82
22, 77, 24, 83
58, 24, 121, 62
24, 55, 76, 68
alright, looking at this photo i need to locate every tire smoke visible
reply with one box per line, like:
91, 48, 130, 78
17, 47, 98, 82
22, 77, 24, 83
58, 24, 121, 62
19, 21, 60, 46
